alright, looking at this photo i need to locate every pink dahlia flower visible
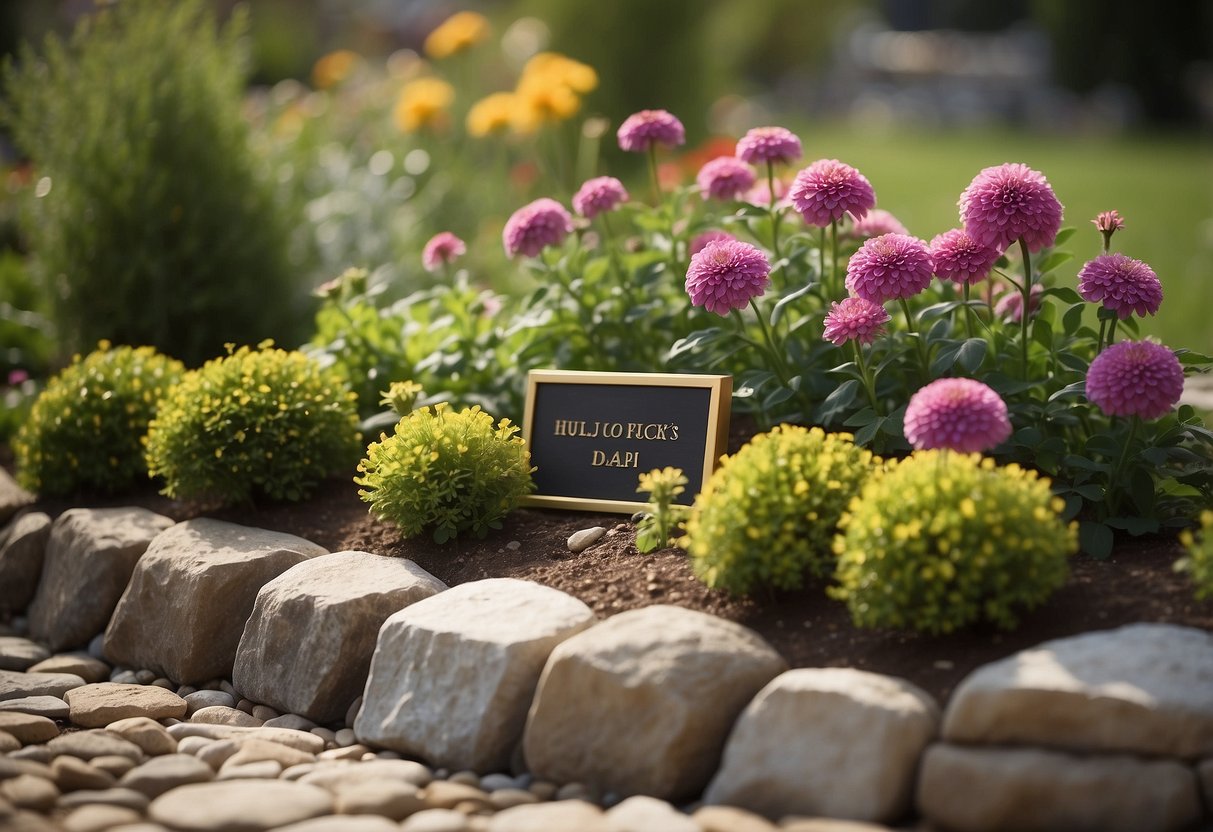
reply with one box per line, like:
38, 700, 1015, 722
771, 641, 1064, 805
572, 176, 628, 219
845, 233, 934, 303
1077, 253, 1163, 319
735, 126, 803, 166
689, 229, 736, 256
993, 282, 1042, 323
422, 231, 466, 272
849, 209, 909, 239
1093, 210, 1125, 235
789, 159, 877, 228
904, 378, 1012, 453
696, 156, 756, 201
959, 163, 1064, 253
1086, 339, 1184, 420
685, 239, 771, 316
822, 297, 890, 346
930, 228, 1000, 285
502, 198, 573, 258
617, 109, 686, 153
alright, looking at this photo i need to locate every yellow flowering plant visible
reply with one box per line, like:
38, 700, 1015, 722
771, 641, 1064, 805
423, 11, 490, 61
1176, 511, 1213, 600
634, 467, 690, 554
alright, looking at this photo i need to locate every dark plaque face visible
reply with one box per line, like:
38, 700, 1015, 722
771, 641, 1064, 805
522, 371, 731, 513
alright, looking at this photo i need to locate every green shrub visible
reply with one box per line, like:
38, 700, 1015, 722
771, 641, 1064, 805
1, 0, 304, 366
682, 426, 876, 594
634, 467, 691, 554
1178, 511, 1213, 600
14, 342, 184, 496
356, 403, 534, 543
831, 451, 1077, 634
145, 343, 360, 504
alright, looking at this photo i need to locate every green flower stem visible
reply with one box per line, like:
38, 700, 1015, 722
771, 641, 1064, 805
898, 297, 929, 382
962, 282, 975, 340
647, 144, 662, 205
853, 340, 881, 415
831, 219, 841, 298
1106, 415, 1140, 515
1107, 317, 1119, 347
819, 227, 827, 292
1017, 237, 1033, 379
1097, 317, 1109, 355
542, 253, 609, 367
748, 298, 794, 383
767, 161, 782, 262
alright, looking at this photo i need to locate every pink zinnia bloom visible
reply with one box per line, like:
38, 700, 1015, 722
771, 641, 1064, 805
845, 233, 934, 303
1093, 210, 1125, 235
1085, 339, 1184, 420
1077, 253, 1163, 319
502, 198, 573, 258
7, 369, 29, 386
735, 126, 802, 166
422, 231, 466, 272
822, 297, 890, 346
959, 163, 1063, 253
930, 228, 1000, 285
849, 209, 909, 239
685, 239, 771, 316
572, 176, 628, 219
696, 156, 756, 201
904, 378, 1012, 453
689, 229, 736, 256
993, 283, 1043, 323
617, 109, 685, 153
789, 159, 877, 228
743, 177, 788, 208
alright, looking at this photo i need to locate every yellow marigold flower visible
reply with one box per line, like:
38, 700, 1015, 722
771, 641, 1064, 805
520, 52, 598, 94
466, 92, 518, 137
393, 77, 455, 133
312, 49, 360, 90
424, 11, 490, 60
515, 76, 581, 124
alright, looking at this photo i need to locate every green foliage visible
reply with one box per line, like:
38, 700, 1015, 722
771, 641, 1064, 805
145, 343, 360, 504
831, 451, 1077, 634
683, 426, 875, 594
1177, 511, 1213, 601
1, 0, 303, 366
356, 403, 534, 543
634, 466, 690, 554
14, 342, 184, 496
0, 251, 52, 380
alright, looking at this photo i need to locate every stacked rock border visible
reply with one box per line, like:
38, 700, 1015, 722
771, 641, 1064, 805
0, 472, 1211, 832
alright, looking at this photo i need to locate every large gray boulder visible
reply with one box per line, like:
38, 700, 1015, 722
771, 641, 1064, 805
0, 468, 33, 526
916, 743, 1201, 832
27, 508, 174, 651
704, 668, 938, 823
0, 511, 51, 615
233, 551, 446, 724
103, 519, 327, 684
355, 578, 595, 772
523, 605, 786, 802
944, 623, 1213, 759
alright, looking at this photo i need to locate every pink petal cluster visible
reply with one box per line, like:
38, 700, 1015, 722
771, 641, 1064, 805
684, 239, 771, 316
1085, 339, 1184, 420
735, 126, 803, 166
421, 231, 466, 272
696, 156, 756, 201
689, 229, 736, 256
844, 233, 934, 303
849, 209, 909, 239
617, 109, 686, 153
993, 283, 1042, 323
789, 159, 876, 228
1093, 210, 1125, 235
822, 297, 890, 345
743, 178, 788, 208
502, 198, 573, 258
959, 163, 1064, 253
929, 228, 1000, 285
1077, 253, 1163, 319
572, 176, 628, 219
904, 378, 1012, 453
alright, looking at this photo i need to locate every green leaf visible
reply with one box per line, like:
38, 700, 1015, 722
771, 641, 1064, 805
1079, 521, 1114, 559
1178, 350, 1213, 365
1037, 250, 1074, 275
1104, 516, 1159, 536
1048, 380, 1086, 402
763, 385, 794, 409
816, 379, 860, 422
1062, 303, 1086, 335
844, 407, 878, 428
929, 342, 963, 376
957, 338, 988, 373
770, 280, 818, 329
853, 417, 883, 446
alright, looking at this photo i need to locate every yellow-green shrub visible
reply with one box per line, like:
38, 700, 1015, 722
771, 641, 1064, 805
1178, 511, 1213, 600
356, 403, 534, 543
831, 450, 1077, 634
14, 342, 184, 496
683, 426, 876, 594
145, 343, 360, 504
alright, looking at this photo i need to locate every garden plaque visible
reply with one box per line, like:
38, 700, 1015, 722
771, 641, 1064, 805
522, 370, 731, 513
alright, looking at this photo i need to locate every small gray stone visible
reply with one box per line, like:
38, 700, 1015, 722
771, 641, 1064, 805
488, 789, 539, 811
50, 756, 117, 792
149, 780, 334, 830
56, 787, 150, 812
26, 654, 110, 684
0, 637, 50, 671
0, 696, 69, 719
47, 730, 145, 763
345, 696, 362, 727
9, 745, 53, 763
0, 712, 59, 744
175, 736, 212, 756
567, 527, 607, 553
310, 726, 336, 746
333, 727, 356, 747
89, 756, 138, 779
86, 635, 106, 662
250, 705, 278, 722
61, 804, 143, 832
421, 780, 492, 811
183, 690, 235, 715
262, 713, 314, 732
479, 773, 519, 792
0, 670, 86, 701
0, 756, 52, 782
110, 670, 139, 685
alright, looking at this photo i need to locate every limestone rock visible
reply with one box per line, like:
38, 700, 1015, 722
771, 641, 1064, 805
164, 723, 325, 754
356, 578, 595, 772
0, 670, 86, 701
56, 786, 149, 811
0, 696, 69, 719
401, 809, 475, 832
297, 759, 433, 790
916, 743, 1201, 832
777, 820, 894, 832
220, 738, 314, 770
104, 717, 177, 756
944, 623, 1213, 759
28, 508, 174, 651
233, 550, 445, 723
148, 780, 333, 830
189, 705, 261, 727
1, 774, 58, 812
0, 469, 33, 526
26, 654, 109, 684
567, 527, 607, 553
183, 690, 235, 715
0, 512, 50, 618
64, 683, 186, 728
0, 730, 17, 752
47, 730, 145, 763
692, 805, 779, 832
121, 754, 215, 799
276, 818, 401, 832
523, 605, 786, 801
333, 778, 426, 819
103, 519, 328, 684
61, 804, 143, 832
0, 712, 58, 744
0, 637, 49, 672
50, 755, 117, 792
489, 800, 608, 832
604, 795, 699, 832
705, 668, 938, 822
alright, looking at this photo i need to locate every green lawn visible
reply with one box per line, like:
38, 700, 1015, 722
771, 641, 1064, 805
796, 123, 1213, 354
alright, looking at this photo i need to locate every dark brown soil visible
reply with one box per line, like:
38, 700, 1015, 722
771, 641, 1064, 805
19, 468, 1213, 705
